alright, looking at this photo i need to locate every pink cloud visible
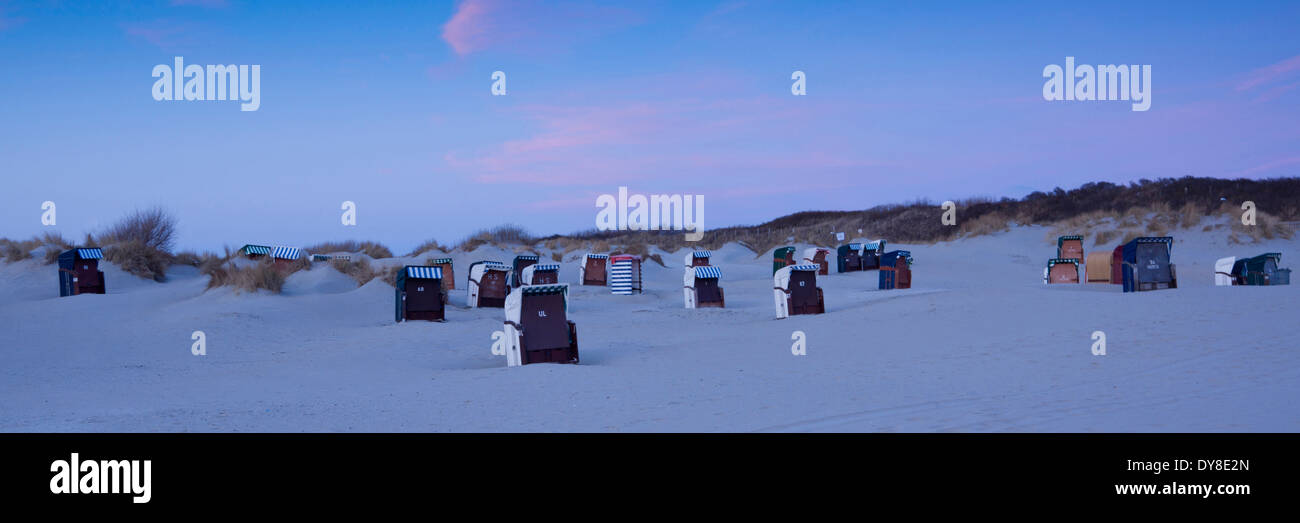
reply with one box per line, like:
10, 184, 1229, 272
441, 0, 641, 56
1236, 54, 1300, 91
1231, 156, 1300, 178
1252, 80, 1300, 103
443, 95, 882, 186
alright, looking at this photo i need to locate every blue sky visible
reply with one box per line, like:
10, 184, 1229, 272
1, 0, 1298, 253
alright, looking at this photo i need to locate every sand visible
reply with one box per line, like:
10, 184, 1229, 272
1, 222, 1296, 432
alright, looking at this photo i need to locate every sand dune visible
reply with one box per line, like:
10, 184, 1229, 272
1, 222, 1296, 432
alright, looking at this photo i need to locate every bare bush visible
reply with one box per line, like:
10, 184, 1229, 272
98, 207, 177, 253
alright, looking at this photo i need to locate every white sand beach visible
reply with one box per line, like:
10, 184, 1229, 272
2, 222, 1296, 432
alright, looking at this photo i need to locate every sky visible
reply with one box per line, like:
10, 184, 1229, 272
1, 0, 1298, 253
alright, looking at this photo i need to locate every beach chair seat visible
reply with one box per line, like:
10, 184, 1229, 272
503, 285, 578, 366
774, 264, 824, 318
684, 266, 725, 308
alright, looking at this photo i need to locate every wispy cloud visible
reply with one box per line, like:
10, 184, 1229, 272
1231, 156, 1300, 178
441, 0, 641, 56
1236, 54, 1300, 92
443, 94, 881, 186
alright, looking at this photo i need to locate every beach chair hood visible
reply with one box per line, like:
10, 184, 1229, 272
1215, 256, 1236, 286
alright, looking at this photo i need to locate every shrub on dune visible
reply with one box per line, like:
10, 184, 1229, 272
306, 240, 393, 259
0, 239, 32, 262
203, 259, 288, 293
330, 257, 384, 286
98, 207, 176, 252
96, 207, 178, 281
407, 238, 449, 257
456, 225, 533, 251
104, 240, 171, 282
0, 232, 74, 264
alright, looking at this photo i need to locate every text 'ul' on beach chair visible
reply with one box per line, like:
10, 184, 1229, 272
503, 284, 578, 366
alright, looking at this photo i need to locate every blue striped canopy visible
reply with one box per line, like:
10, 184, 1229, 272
610, 259, 638, 295
692, 251, 711, 258
242, 244, 271, 256
693, 266, 721, 279
484, 263, 510, 272
522, 284, 568, 296
76, 248, 104, 260
586, 253, 609, 259
789, 264, 822, 272
431, 258, 453, 264
515, 255, 539, 261
405, 266, 442, 279
272, 246, 301, 260
532, 264, 561, 272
